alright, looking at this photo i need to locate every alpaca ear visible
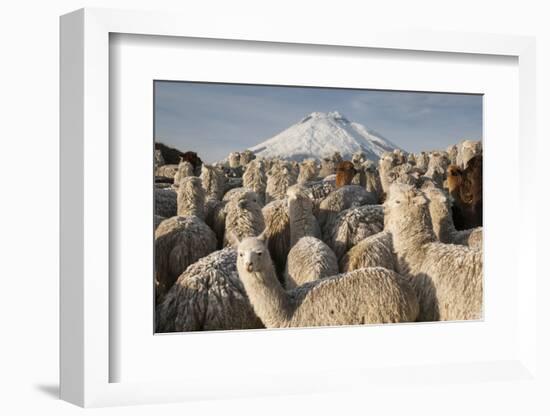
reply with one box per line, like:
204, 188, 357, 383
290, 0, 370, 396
413, 195, 427, 205
257, 228, 267, 242
226, 230, 241, 247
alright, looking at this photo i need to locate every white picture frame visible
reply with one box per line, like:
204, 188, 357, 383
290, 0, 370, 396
60, 7, 538, 408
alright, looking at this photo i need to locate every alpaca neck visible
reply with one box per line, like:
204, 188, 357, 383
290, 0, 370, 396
241, 262, 293, 327
387, 205, 435, 255
429, 202, 456, 242
288, 196, 313, 247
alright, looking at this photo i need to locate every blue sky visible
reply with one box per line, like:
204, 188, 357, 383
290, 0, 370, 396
154, 81, 482, 163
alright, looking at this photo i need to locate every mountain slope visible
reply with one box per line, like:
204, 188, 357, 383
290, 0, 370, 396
248, 111, 402, 162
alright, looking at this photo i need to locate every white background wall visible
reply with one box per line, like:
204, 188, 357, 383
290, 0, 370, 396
0, 0, 548, 414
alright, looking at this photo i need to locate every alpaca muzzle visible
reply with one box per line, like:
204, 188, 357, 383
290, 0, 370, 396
246, 263, 254, 272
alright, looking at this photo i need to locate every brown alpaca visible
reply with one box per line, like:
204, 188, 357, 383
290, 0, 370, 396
459, 155, 482, 228
445, 156, 482, 230
335, 161, 357, 188
445, 165, 463, 197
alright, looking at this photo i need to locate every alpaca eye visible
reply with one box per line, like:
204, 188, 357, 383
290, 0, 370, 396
239, 253, 243, 257
257, 252, 262, 256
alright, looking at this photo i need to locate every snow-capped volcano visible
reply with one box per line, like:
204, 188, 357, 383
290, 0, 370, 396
248, 111, 403, 162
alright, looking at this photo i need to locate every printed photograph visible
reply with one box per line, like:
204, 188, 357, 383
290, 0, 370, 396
153, 81, 483, 333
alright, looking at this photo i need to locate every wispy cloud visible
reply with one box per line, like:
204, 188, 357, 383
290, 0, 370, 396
155, 81, 482, 162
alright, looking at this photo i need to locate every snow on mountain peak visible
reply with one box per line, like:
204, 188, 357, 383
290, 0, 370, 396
249, 112, 403, 162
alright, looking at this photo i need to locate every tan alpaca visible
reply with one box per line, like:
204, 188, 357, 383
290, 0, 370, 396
284, 185, 336, 289
236, 235, 418, 328
335, 161, 357, 188
156, 248, 263, 332
384, 183, 483, 322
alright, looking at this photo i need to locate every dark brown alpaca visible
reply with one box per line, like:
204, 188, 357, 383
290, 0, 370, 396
336, 161, 357, 188
155, 142, 203, 170
445, 156, 482, 230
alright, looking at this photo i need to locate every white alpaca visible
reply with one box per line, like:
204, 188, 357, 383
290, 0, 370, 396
155, 188, 177, 218
456, 139, 482, 169
265, 162, 298, 203
422, 182, 482, 250
155, 216, 217, 300
242, 160, 267, 204
239, 150, 255, 166
319, 157, 336, 178
363, 160, 383, 202
284, 185, 337, 288
423, 151, 450, 188
323, 205, 385, 260
224, 191, 265, 248
236, 236, 419, 328
173, 159, 195, 187
286, 184, 321, 247
177, 176, 205, 219
156, 248, 263, 332
201, 164, 227, 200
339, 231, 396, 272
317, 185, 377, 228
155, 164, 179, 180
228, 151, 241, 168
297, 159, 319, 184
384, 183, 483, 321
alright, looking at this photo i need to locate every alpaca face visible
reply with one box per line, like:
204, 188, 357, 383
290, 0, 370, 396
385, 184, 427, 217
237, 237, 268, 273
445, 165, 463, 192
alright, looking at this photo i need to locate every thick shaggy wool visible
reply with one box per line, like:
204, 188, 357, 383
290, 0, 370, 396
155, 164, 179, 180
265, 164, 297, 203
224, 192, 265, 248
239, 150, 256, 166
173, 160, 195, 186
323, 205, 385, 260
300, 179, 336, 218
423, 152, 450, 188
456, 140, 482, 169
222, 188, 262, 206
284, 236, 339, 289
378, 153, 400, 196
414, 152, 429, 173
154, 149, 165, 167
242, 160, 267, 204
339, 231, 395, 272
201, 164, 227, 201
261, 199, 290, 278
154, 215, 165, 231
204, 197, 227, 248
224, 177, 243, 195
155, 188, 177, 217
228, 152, 241, 168
447, 144, 458, 165
155, 216, 217, 300
352, 151, 365, 166
363, 161, 383, 202
318, 185, 377, 228
177, 176, 205, 219
384, 183, 483, 321
297, 159, 319, 184
286, 184, 321, 247
423, 182, 482, 250
156, 248, 263, 332
319, 158, 336, 177
237, 237, 418, 327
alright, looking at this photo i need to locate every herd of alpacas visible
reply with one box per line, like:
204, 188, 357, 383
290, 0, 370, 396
153, 139, 483, 332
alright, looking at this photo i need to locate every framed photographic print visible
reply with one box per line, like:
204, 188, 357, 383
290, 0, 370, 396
60, 7, 538, 408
